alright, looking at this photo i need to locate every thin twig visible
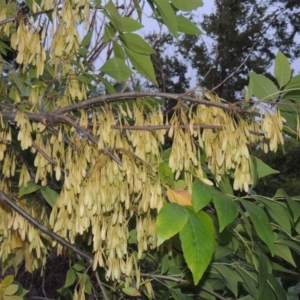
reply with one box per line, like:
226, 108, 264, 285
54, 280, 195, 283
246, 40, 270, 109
0, 190, 94, 264
211, 42, 257, 93
95, 272, 109, 300
140, 273, 227, 300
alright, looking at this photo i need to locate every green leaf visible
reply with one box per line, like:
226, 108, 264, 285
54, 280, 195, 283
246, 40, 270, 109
100, 57, 133, 81
98, 75, 116, 94
171, 0, 203, 11
64, 269, 76, 288
282, 75, 300, 102
4, 285, 18, 296
103, 24, 115, 42
267, 274, 287, 300
275, 188, 300, 222
254, 196, 291, 234
122, 287, 141, 296
156, 203, 188, 246
19, 181, 41, 197
218, 175, 234, 196
121, 17, 143, 32
72, 261, 85, 271
133, 0, 142, 21
271, 262, 298, 275
213, 264, 238, 296
254, 157, 279, 178
125, 48, 158, 85
240, 199, 275, 255
213, 191, 238, 232
121, 33, 155, 55
158, 162, 173, 184
103, 0, 123, 31
80, 31, 93, 47
249, 72, 279, 102
112, 42, 125, 60
179, 210, 215, 284
234, 267, 258, 298
258, 254, 269, 300
40, 186, 58, 207
176, 16, 202, 35
153, 0, 178, 38
1, 276, 14, 288
274, 51, 291, 88
274, 244, 296, 267
192, 178, 214, 212
213, 246, 233, 260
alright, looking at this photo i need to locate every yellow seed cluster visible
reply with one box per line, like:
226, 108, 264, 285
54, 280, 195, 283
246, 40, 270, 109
0, 116, 11, 161
50, 0, 90, 70
0, 199, 50, 272
10, 20, 46, 77
262, 110, 284, 152
0, 84, 290, 280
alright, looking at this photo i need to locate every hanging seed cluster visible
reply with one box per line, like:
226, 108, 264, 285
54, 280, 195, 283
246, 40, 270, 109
0, 0, 288, 282
0, 93, 287, 278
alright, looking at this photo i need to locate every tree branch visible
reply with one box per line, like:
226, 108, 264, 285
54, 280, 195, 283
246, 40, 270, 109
95, 271, 109, 300
0, 190, 94, 264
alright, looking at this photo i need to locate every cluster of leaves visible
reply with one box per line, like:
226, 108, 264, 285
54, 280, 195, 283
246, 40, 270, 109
0, 0, 300, 299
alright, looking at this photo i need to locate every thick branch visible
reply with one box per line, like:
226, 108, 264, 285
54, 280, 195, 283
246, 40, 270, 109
0, 190, 94, 264
52, 91, 247, 114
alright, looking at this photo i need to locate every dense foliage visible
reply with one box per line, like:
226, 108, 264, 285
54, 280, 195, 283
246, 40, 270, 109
0, 1, 300, 299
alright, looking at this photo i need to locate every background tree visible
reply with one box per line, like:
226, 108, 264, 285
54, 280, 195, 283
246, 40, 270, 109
149, 0, 300, 101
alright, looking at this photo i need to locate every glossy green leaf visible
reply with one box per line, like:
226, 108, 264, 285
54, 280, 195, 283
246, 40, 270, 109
249, 72, 279, 102
121, 17, 143, 32
64, 269, 76, 287
125, 48, 158, 85
179, 210, 215, 284
258, 254, 269, 300
171, 0, 203, 11
274, 244, 296, 267
81, 31, 93, 47
267, 274, 287, 300
40, 186, 58, 207
153, 0, 178, 38
213, 191, 238, 232
156, 203, 188, 246
176, 16, 202, 34
274, 51, 291, 88
100, 57, 133, 81
240, 199, 275, 255
255, 196, 291, 234
120, 33, 155, 55
19, 181, 41, 197
192, 178, 215, 212
254, 157, 279, 178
